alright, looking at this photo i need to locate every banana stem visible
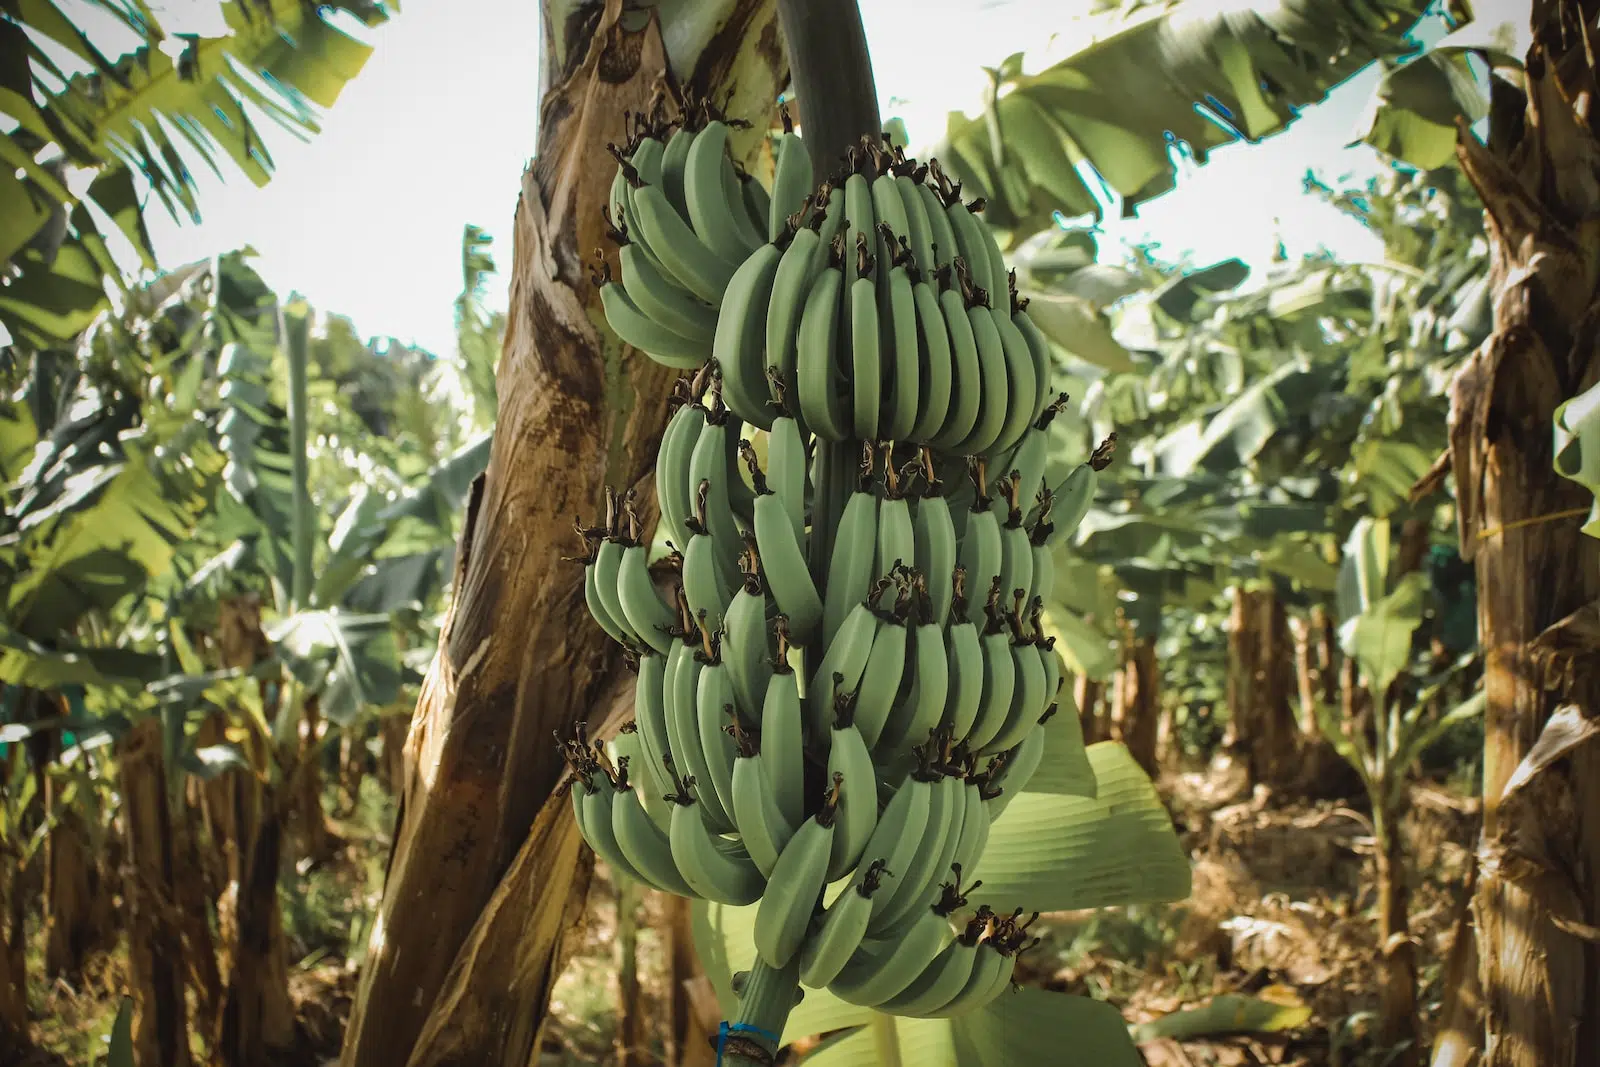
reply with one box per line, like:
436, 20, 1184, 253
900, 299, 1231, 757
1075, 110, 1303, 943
722, 956, 802, 1067
773, 0, 881, 174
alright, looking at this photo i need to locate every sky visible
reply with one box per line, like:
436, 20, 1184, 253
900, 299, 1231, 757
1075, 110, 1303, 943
123, 0, 1417, 358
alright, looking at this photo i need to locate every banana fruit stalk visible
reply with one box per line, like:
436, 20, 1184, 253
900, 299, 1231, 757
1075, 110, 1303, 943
574, 107, 1124, 1033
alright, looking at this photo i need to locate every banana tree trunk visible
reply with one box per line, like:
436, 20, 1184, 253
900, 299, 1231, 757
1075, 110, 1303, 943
1430, 862, 1483, 1067
338, 5, 787, 1066
292, 695, 336, 866
43, 798, 103, 979
377, 712, 406, 794
0, 767, 27, 1037
120, 717, 192, 1067
1443, 7, 1600, 1063
217, 778, 295, 1067
1374, 806, 1419, 1066
1226, 586, 1299, 790
1113, 634, 1160, 777
1075, 674, 1108, 745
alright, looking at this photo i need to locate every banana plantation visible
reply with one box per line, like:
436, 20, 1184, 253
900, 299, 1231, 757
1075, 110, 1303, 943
3, 1, 1598, 1066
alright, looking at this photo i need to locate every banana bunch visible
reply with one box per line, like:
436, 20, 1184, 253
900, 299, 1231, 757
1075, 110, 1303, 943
571, 107, 1124, 1033
591, 97, 815, 389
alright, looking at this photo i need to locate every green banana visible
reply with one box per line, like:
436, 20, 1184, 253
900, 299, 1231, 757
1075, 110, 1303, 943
616, 544, 678, 655
821, 444, 880, 648
808, 181, 844, 277
950, 778, 991, 875
908, 272, 954, 443
920, 924, 1011, 1018
763, 383, 809, 543
875, 451, 917, 580
911, 450, 958, 626
830, 907, 955, 1008
964, 581, 1018, 753
991, 305, 1039, 454
728, 165, 768, 250
596, 270, 707, 369
849, 233, 881, 442
1041, 437, 1114, 548
984, 714, 1050, 821
876, 579, 949, 757
766, 220, 822, 434
794, 234, 852, 442
665, 772, 766, 906
685, 120, 759, 261
916, 178, 958, 272
759, 632, 807, 828
721, 538, 772, 721
688, 412, 745, 582
610, 767, 697, 897
629, 650, 677, 809
799, 860, 891, 989
730, 728, 797, 878
957, 465, 1003, 625
584, 546, 632, 647
665, 628, 733, 832
852, 579, 911, 750
580, 778, 651, 887
681, 521, 734, 633
712, 242, 782, 429
753, 778, 840, 967
591, 531, 637, 644
859, 766, 935, 925
869, 771, 954, 935
695, 645, 742, 821
931, 278, 981, 448
942, 581, 985, 741
630, 180, 739, 302
768, 108, 814, 241
880, 229, 921, 441
618, 242, 717, 342
749, 486, 823, 646
809, 573, 892, 735
877, 909, 992, 1016
657, 392, 706, 545
660, 124, 695, 216
842, 171, 877, 296
895, 171, 935, 269
825, 683, 880, 881
1013, 303, 1057, 428
951, 274, 1010, 456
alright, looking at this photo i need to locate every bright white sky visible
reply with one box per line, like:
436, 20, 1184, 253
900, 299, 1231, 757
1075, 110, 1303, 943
132, 0, 1413, 358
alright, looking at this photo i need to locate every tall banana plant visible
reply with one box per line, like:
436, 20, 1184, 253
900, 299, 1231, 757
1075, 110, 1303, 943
0, 0, 394, 346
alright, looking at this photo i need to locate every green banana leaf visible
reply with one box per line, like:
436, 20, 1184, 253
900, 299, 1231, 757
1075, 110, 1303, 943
1554, 381, 1600, 540
106, 996, 136, 1067
1337, 570, 1429, 696
0, 1, 393, 342
803, 989, 1141, 1067
0, 626, 163, 688
267, 609, 401, 726
2, 445, 223, 637
933, 0, 1431, 243
971, 742, 1191, 914
1357, 49, 1490, 169
1129, 992, 1312, 1042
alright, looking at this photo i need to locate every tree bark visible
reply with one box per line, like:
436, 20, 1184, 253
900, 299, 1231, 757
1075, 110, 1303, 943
1444, 7, 1600, 1063
1076, 674, 1108, 745
120, 717, 192, 1067
665, 894, 717, 1067
1113, 634, 1160, 777
377, 712, 407, 795
1431, 862, 1483, 1067
216, 779, 295, 1067
339, 5, 788, 1066
616, 877, 642, 1067
1226, 586, 1300, 790
43, 803, 100, 979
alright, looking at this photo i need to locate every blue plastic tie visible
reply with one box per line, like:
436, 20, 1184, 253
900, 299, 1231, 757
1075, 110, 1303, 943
714, 1021, 783, 1065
